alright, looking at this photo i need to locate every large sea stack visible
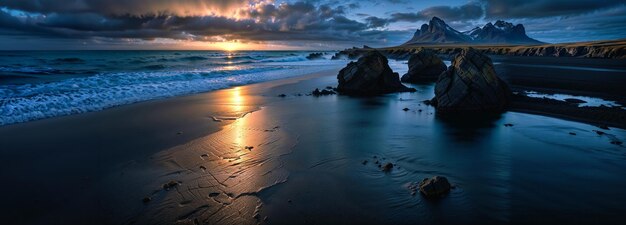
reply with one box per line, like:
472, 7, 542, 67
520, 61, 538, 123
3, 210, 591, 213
337, 51, 416, 95
400, 50, 448, 83
431, 48, 511, 112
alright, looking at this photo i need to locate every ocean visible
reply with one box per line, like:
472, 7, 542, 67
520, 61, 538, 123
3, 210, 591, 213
0, 51, 345, 126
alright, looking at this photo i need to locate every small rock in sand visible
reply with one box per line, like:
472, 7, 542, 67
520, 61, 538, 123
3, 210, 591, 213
610, 140, 623, 145
418, 176, 451, 198
402, 108, 410, 111
381, 162, 394, 172
564, 98, 587, 104
569, 132, 577, 135
504, 123, 514, 127
162, 180, 179, 190
278, 94, 287, 97
312, 88, 336, 96
245, 146, 254, 150
362, 160, 368, 165
423, 99, 437, 106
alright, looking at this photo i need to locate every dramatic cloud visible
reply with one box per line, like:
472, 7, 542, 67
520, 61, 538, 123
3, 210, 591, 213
0, 0, 257, 17
365, 16, 389, 28
388, 2, 484, 22
0, 0, 624, 49
483, 0, 626, 19
0, 1, 384, 45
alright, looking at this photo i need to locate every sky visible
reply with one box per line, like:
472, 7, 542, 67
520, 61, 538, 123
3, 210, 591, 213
0, 0, 625, 50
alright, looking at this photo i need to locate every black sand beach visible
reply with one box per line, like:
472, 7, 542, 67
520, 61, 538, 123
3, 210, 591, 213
1, 58, 626, 225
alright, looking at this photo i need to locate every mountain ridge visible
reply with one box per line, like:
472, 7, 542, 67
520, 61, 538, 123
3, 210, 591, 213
403, 17, 543, 45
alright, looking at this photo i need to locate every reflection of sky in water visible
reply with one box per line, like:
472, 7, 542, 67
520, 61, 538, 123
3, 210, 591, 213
388, 60, 409, 75
390, 60, 491, 77
524, 91, 624, 108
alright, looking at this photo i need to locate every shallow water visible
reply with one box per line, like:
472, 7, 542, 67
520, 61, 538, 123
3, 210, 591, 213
523, 90, 624, 108
256, 79, 626, 225
140, 73, 626, 225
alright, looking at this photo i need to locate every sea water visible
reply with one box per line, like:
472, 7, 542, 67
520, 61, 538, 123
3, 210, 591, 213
0, 51, 345, 125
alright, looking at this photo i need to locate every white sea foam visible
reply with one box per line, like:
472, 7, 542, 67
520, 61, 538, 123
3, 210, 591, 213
0, 62, 345, 126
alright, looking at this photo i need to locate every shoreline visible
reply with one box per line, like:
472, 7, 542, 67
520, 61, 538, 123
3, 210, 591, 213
1, 57, 625, 224
0, 69, 340, 225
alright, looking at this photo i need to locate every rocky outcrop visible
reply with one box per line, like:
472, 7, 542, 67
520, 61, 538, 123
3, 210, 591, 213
432, 48, 511, 113
400, 50, 448, 83
306, 52, 325, 60
418, 176, 451, 197
332, 39, 626, 60
337, 51, 416, 95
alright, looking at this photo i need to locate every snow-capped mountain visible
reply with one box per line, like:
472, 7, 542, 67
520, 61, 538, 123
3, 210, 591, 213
403, 17, 543, 45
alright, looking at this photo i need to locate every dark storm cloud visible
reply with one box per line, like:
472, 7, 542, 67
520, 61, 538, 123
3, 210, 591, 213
388, 2, 484, 22
0, 0, 625, 48
0, 0, 253, 16
483, 0, 626, 19
376, 0, 625, 23
0, 1, 382, 44
365, 16, 389, 28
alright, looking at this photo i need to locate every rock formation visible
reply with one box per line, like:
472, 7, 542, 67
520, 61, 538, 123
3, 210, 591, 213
418, 176, 451, 197
400, 50, 448, 83
432, 48, 511, 112
465, 20, 542, 44
404, 17, 472, 45
306, 52, 325, 60
332, 38, 626, 60
337, 51, 416, 95
404, 17, 542, 45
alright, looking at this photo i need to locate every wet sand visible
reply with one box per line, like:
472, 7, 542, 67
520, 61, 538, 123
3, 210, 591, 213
0, 70, 336, 225
1, 59, 626, 225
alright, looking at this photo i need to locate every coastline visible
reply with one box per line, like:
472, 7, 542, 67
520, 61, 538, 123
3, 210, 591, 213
1, 59, 625, 224
0, 69, 340, 225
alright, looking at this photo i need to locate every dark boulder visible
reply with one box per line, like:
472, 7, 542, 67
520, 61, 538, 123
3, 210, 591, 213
431, 48, 511, 113
381, 162, 394, 172
312, 88, 336, 96
400, 50, 448, 83
337, 51, 416, 95
306, 52, 325, 60
418, 176, 451, 197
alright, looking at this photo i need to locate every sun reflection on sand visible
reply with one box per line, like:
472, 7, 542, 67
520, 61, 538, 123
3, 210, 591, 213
230, 87, 247, 160
145, 87, 293, 224
230, 87, 244, 112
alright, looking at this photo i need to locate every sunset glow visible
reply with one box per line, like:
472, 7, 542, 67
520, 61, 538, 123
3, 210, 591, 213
217, 41, 244, 51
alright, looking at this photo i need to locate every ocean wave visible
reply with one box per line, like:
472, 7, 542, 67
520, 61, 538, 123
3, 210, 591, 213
142, 65, 167, 70
0, 64, 342, 126
179, 56, 208, 61
259, 56, 308, 63
222, 55, 254, 60
0, 66, 97, 75
52, 57, 85, 63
